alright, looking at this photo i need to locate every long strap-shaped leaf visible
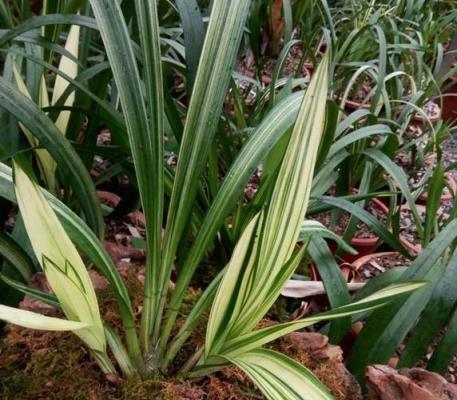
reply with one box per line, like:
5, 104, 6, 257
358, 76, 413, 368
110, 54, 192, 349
0, 162, 141, 369
155, 0, 252, 342
205, 54, 329, 358
133, 0, 164, 351
218, 282, 426, 358
191, 282, 424, 378
0, 77, 103, 238
0, 230, 35, 281
228, 349, 334, 400
319, 196, 410, 256
14, 160, 106, 354
88, 0, 164, 352
309, 237, 352, 342
158, 92, 304, 359
429, 305, 457, 373
0, 304, 89, 331
233, 54, 330, 336
399, 249, 457, 367
0, 14, 98, 46
175, 0, 205, 96
347, 219, 457, 381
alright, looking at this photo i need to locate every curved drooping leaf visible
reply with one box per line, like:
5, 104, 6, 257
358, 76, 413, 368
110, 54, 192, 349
0, 14, 98, 47
309, 237, 352, 342
175, 0, 205, 95
347, 219, 457, 381
0, 230, 35, 281
300, 220, 357, 254
328, 124, 392, 157
228, 349, 334, 400
13, 160, 106, 354
0, 77, 104, 238
0, 162, 140, 364
319, 196, 409, 256
1, 274, 60, 308
219, 282, 426, 357
0, 304, 89, 331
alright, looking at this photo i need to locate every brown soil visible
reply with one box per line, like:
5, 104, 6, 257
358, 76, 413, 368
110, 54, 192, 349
237, 42, 311, 86
399, 207, 423, 247
312, 201, 387, 239
393, 151, 454, 206
354, 253, 411, 281
399, 206, 448, 246
443, 133, 457, 192
347, 77, 373, 104
404, 330, 457, 385
415, 101, 441, 120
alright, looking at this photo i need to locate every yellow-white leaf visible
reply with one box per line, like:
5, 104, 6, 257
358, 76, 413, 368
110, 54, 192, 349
0, 304, 89, 331
12, 63, 56, 192
228, 349, 334, 400
205, 55, 331, 358
39, 75, 50, 108
205, 213, 261, 355
13, 161, 105, 353
52, 24, 80, 135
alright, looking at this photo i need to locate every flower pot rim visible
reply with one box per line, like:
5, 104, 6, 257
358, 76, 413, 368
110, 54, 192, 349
351, 251, 404, 271
418, 172, 457, 202
347, 197, 389, 244
343, 99, 371, 110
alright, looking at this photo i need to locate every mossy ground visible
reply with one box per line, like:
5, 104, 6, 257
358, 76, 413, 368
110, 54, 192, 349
0, 271, 357, 399
0, 323, 261, 399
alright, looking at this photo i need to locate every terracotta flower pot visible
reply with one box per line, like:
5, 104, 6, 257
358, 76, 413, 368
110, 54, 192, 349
340, 321, 364, 359
343, 198, 390, 263
304, 62, 314, 76
313, 198, 390, 264
351, 251, 404, 271
417, 173, 457, 205
440, 77, 457, 122
351, 251, 410, 282
346, 235, 381, 263
311, 261, 352, 282
399, 235, 421, 257
409, 100, 441, 128
97, 190, 121, 208
343, 99, 371, 112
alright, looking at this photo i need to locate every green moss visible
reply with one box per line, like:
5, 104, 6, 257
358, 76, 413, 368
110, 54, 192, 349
0, 327, 119, 399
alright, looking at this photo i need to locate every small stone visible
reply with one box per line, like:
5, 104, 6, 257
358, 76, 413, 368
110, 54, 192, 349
105, 373, 120, 385
366, 365, 457, 400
